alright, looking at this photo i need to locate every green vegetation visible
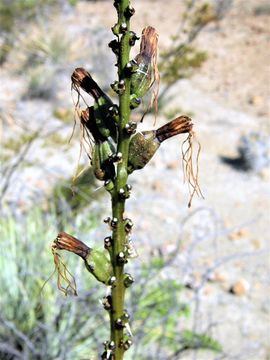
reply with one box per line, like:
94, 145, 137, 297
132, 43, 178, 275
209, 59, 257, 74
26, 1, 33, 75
0, 208, 221, 359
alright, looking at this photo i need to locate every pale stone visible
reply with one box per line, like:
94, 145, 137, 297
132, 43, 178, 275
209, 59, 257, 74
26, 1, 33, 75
231, 279, 250, 296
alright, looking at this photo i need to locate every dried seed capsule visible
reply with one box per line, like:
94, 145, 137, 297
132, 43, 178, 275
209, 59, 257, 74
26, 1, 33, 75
130, 27, 158, 100
72, 68, 117, 141
127, 116, 193, 173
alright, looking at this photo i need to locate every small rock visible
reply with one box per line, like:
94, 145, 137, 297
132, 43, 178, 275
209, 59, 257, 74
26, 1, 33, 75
229, 228, 249, 241
230, 279, 250, 296
248, 95, 263, 106
203, 285, 213, 296
167, 160, 178, 170
252, 239, 262, 249
151, 181, 163, 191
259, 168, 270, 180
210, 270, 229, 283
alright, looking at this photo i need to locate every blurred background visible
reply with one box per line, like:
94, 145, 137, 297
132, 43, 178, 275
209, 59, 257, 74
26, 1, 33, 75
0, 0, 269, 359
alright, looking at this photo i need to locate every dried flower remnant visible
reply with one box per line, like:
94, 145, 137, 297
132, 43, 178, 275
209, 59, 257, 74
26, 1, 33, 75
182, 131, 204, 207
52, 232, 113, 288
130, 26, 159, 112
51, 246, 78, 297
71, 68, 118, 141
54, 232, 91, 259
79, 107, 116, 181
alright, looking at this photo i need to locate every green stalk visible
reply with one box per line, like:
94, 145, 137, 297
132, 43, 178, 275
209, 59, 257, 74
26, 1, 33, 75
110, 1, 132, 359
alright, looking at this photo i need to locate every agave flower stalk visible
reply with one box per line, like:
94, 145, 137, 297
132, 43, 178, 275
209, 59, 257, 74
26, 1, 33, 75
53, 1, 202, 359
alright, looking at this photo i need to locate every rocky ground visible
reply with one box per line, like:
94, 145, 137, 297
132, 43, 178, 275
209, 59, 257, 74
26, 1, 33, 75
0, 0, 269, 359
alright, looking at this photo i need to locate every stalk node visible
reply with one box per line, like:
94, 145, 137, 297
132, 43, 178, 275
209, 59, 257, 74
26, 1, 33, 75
124, 218, 134, 233
129, 31, 140, 46
109, 341, 116, 350
125, 5, 135, 18
104, 179, 114, 193
118, 187, 130, 199
117, 251, 127, 264
111, 23, 120, 36
120, 23, 128, 33
123, 339, 133, 350
109, 276, 116, 286
130, 96, 141, 109
112, 151, 123, 162
102, 295, 112, 311
108, 39, 119, 56
111, 217, 118, 228
125, 121, 137, 135
124, 273, 134, 287
125, 60, 139, 76
104, 236, 112, 249
115, 318, 124, 328
110, 80, 126, 95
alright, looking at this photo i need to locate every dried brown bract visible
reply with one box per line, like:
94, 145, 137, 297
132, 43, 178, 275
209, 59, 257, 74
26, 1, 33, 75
50, 232, 90, 296
156, 116, 193, 142
54, 232, 91, 260
136, 26, 160, 119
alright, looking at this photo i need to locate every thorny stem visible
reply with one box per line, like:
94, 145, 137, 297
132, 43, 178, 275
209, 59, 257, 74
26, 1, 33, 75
110, 1, 132, 359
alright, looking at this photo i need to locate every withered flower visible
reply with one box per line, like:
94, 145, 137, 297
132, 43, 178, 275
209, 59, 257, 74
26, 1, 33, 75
54, 232, 91, 260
